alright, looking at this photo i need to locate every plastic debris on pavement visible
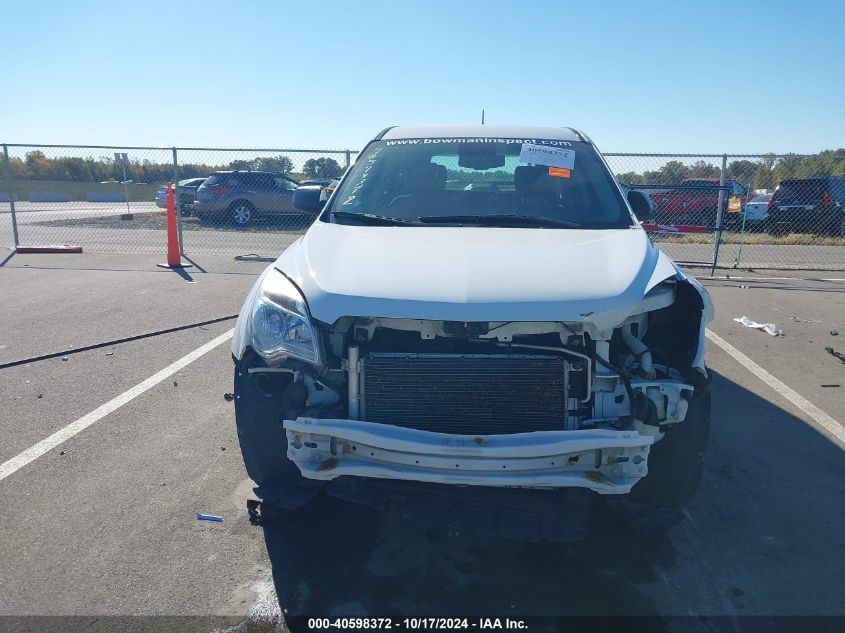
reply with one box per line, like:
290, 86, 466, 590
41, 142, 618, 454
733, 316, 783, 337
196, 513, 224, 522
825, 347, 845, 364
789, 316, 822, 324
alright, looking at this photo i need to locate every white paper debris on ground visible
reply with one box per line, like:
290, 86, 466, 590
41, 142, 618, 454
734, 316, 783, 337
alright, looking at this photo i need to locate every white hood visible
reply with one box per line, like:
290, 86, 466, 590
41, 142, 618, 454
274, 221, 683, 330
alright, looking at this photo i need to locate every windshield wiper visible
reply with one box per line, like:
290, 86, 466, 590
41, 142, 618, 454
331, 210, 421, 226
418, 214, 582, 228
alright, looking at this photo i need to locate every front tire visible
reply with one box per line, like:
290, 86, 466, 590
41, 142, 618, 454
233, 363, 323, 511
629, 389, 711, 508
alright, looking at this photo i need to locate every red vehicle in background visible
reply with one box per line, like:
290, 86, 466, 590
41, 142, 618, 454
650, 178, 749, 226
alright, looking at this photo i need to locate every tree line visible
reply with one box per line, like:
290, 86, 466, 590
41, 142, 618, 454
8, 148, 843, 190
616, 149, 845, 190
6, 151, 344, 183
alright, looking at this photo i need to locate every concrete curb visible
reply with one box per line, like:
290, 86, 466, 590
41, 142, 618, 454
16, 245, 83, 254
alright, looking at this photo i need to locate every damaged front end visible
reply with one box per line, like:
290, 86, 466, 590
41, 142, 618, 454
233, 266, 712, 505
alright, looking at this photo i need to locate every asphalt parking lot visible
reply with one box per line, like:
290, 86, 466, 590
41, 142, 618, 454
0, 251, 843, 632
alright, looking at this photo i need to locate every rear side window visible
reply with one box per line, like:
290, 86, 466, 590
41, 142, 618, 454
775, 179, 824, 205
274, 176, 298, 191
204, 174, 240, 187
827, 178, 845, 203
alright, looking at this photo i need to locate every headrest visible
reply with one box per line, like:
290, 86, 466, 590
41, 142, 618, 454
422, 163, 447, 189
514, 165, 549, 192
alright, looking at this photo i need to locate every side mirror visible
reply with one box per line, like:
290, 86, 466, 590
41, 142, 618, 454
627, 189, 654, 221
293, 185, 326, 213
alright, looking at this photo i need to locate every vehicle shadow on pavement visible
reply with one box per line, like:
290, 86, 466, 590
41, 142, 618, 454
0, 251, 16, 267
259, 370, 845, 623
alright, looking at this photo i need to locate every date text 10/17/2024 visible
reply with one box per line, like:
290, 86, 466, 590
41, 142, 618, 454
306, 617, 529, 630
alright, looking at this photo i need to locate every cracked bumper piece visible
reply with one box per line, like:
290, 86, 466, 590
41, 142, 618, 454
282, 417, 656, 494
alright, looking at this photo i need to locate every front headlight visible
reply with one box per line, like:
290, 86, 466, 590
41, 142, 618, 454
249, 269, 320, 365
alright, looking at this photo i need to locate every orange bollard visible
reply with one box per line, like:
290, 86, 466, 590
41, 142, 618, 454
157, 182, 191, 269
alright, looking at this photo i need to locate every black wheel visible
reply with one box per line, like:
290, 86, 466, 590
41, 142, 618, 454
229, 200, 254, 226
629, 389, 711, 508
233, 364, 323, 511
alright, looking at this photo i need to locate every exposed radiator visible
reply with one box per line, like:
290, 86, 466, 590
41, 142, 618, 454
362, 353, 568, 435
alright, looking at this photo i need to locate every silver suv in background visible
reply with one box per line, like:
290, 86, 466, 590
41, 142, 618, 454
193, 171, 300, 225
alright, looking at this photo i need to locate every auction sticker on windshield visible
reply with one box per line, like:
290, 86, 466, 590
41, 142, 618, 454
519, 142, 576, 170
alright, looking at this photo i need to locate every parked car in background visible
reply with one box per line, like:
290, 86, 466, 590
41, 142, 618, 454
619, 183, 656, 220
320, 177, 341, 204
193, 171, 300, 225
155, 177, 207, 214
650, 178, 749, 226
292, 177, 344, 210
738, 193, 771, 230
768, 177, 845, 236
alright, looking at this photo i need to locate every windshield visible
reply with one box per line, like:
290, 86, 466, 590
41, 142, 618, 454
775, 179, 824, 205
325, 138, 632, 228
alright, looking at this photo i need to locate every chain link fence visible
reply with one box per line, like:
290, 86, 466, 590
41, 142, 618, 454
2, 144, 844, 270
0, 144, 351, 256
608, 152, 845, 270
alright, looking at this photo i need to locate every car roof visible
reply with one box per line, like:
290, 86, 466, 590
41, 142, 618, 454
211, 170, 280, 175
379, 125, 587, 143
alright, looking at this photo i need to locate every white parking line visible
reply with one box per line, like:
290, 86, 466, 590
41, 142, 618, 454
0, 329, 234, 483
705, 328, 845, 449
708, 276, 845, 282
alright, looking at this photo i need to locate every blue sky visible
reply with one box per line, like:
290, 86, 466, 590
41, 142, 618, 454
2, 0, 843, 153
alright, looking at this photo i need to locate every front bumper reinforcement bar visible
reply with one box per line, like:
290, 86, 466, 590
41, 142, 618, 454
283, 417, 656, 494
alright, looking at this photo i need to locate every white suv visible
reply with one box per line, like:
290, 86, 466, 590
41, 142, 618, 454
231, 125, 714, 537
